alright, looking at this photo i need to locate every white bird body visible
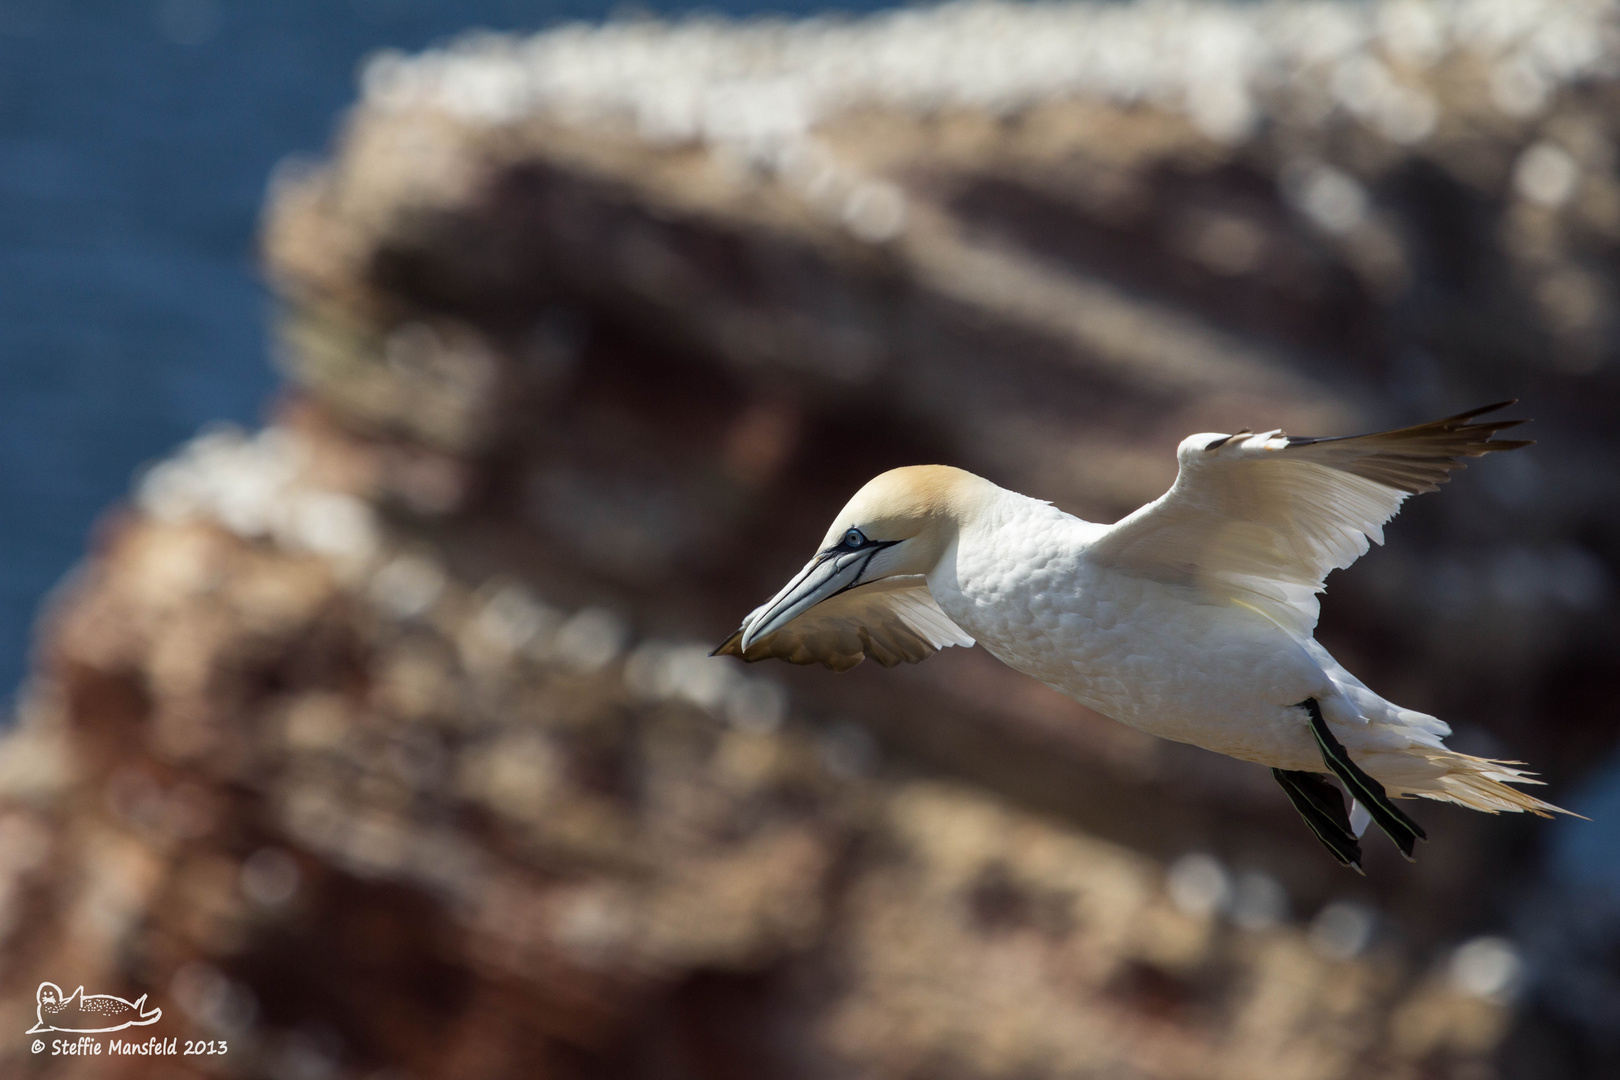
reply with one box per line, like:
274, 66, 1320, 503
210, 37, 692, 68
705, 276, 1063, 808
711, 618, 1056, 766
927, 482, 1467, 781
932, 489, 1330, 768
716, 403, 1567, 867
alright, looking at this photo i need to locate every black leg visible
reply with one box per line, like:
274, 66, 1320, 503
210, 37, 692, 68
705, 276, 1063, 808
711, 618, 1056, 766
1300, 698, 1426, 860
1273, 768, 1364, 872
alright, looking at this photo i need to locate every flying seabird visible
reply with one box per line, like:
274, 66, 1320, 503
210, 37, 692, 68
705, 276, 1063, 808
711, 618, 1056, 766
715, 402, 1571, 870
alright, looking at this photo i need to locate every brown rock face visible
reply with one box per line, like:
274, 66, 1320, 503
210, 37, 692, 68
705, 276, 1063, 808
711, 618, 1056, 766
4, 2, 1619, 1077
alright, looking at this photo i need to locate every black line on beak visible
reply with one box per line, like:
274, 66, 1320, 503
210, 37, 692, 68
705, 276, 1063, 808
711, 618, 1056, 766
824, 539, 902, 600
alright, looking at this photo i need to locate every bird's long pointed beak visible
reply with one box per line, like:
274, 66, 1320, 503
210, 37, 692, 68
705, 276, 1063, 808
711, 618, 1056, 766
739, 550, 872, 651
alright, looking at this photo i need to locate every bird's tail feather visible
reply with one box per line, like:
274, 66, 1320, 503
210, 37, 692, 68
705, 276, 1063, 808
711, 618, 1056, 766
1379, 749, 1576, 818
1309, 648, 1575, 818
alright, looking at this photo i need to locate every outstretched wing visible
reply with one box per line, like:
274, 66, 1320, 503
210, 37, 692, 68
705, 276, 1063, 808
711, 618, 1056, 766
713, 575, 974, 671
1084, 402, 1531, 634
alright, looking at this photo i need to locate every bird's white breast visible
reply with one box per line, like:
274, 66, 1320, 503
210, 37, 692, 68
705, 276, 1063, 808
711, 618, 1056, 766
926, 490, 1332, 767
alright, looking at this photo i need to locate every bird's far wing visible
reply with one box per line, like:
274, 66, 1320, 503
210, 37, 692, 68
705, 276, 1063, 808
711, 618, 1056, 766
713, 575, 974, 671
1084, 402, 1531, 634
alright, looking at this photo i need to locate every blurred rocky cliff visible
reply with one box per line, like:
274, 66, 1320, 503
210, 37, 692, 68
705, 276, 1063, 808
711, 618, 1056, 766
2, 0, 1619, 1076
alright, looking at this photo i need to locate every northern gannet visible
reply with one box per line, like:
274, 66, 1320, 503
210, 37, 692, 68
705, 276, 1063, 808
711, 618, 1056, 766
716, 402, 1569, 870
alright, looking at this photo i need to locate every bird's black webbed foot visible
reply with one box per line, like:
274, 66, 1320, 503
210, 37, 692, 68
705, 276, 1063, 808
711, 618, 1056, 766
1273, 767, 1363, 872
1300, 698, 1426, 860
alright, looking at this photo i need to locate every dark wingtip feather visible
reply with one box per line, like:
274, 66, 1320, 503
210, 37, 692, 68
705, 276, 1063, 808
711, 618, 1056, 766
1440, 401, 1532, 449
1447, 399, 1518, 421
1285, 400, 1535, 495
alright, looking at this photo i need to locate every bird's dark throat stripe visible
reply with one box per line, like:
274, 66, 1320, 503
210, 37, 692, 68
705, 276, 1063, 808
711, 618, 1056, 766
1301, 697, 1426, 860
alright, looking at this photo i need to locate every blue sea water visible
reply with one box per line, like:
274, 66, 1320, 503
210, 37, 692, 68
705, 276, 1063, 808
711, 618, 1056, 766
0, 0, 889, 702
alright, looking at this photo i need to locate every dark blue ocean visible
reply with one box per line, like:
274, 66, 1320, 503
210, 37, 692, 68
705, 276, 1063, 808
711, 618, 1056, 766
0, 0, 885, 702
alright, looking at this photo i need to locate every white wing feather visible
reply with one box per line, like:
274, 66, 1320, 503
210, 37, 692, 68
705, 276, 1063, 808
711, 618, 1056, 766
1084, 404, 1531, 634
714, 575, 974, 671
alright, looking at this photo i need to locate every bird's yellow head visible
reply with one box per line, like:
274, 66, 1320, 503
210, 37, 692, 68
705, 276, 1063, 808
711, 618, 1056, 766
738, 465, 991, 650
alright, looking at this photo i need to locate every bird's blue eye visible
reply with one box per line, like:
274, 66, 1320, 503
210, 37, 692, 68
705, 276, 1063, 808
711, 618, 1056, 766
842, 528, 866, 548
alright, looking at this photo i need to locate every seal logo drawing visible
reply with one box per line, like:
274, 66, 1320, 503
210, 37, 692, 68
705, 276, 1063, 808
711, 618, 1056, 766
26, 982, 162, 1034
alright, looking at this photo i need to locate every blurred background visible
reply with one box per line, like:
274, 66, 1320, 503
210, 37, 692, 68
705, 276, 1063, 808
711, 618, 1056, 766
1, 0, 1619, 1077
